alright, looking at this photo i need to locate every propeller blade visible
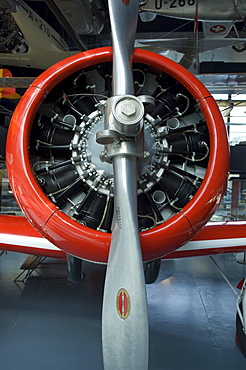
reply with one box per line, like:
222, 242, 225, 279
102, 156, 149, 369
101, 1, 149, 369
108, 0, 139, 96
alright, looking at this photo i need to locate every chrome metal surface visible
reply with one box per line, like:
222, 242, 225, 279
102, 156, 149, 369
112, 95, 144, 136
96, 95, 145, 162
108, 0, 139, 95
101, 1, 149, 368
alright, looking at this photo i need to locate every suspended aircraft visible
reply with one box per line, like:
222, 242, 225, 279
138, 0, 246, 68
1, 0, 246, 71
140, 0, 246, 23
0, 0, 78, 69
0, 0, 246, 369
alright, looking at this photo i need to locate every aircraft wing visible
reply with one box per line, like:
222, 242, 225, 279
136, 35, 246, 55
168, 221, 246, 259
0, 214, 66, 259
1, 214, 245, 260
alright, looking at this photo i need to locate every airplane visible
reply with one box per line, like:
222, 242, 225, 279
0, 0, 79, 70
138, 0, 246, 68
140, 0, 246, 23
0, 0, 246, 369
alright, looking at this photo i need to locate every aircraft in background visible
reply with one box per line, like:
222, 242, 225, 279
140, 0, 246, 24
0, 0, 246, 368
0, 0, 78, 70
0, 0, 246, 71
139, 0, 246, 67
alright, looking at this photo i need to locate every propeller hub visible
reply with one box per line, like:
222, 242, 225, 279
112, 95, 144, 136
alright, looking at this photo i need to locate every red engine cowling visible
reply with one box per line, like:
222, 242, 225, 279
6, 47, 229, 263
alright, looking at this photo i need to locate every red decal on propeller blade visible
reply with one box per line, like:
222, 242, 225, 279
116, 289, 131, 319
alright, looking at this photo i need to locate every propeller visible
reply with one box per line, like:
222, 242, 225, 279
100, 1, 149, 369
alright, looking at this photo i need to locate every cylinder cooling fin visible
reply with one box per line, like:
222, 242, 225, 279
6, 48, 229, 263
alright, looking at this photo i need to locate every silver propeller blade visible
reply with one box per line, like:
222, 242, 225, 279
108, 0, 138, 96
101, 1, 149, 369
102, 156, 149, 370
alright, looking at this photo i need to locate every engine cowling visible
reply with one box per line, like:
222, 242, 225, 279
6, 47, 229, 263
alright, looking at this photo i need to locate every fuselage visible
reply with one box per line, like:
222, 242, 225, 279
140, 0, 246, 22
